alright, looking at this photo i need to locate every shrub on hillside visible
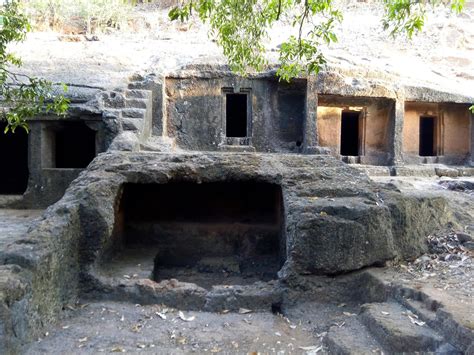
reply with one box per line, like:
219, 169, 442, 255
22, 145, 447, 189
21, 0, 138, 34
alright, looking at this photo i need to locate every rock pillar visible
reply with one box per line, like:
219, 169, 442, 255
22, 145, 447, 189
388, 97, 405, 165
303, 75, 318, 154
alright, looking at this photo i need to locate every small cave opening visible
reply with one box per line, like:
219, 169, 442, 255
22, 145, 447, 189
108, 181, 286, 289
226, 93, 248, 138
0, 123, 29, 195
419, 116, 436, 156
55, 122, 96, 168
340, 111, 360, 156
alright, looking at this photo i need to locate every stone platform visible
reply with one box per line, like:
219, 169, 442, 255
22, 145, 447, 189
0, 151, 467, 353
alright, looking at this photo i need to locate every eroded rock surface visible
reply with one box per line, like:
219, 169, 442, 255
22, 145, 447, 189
0, 150, 464, 353
21, 268, 474, 354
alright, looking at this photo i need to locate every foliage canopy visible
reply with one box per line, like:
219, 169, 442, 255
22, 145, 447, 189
0, 0, 68, 133
169, 0, 465, 82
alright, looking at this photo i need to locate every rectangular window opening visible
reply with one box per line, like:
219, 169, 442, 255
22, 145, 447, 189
55, 122, 96, 168
340, 111, 361, 156
0, 123, 29, 194
226, 93, 248, 138
419, 116, 436, 156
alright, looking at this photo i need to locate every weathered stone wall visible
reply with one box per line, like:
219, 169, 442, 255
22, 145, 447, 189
65, 152, 455, 277
165, 76, 306, 152
403, 102, 438, 157
127, 74, 165, 136
442, 103, 471, 159
403, 102, 471, 164
0, 84, 154, 209
316, 95, 393, 165
0, 198, 83, 353
317, 106, 341, 152
366, 103, 392, 155
22, 116, 106, 208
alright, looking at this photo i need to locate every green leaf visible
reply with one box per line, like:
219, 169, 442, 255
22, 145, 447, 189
0, 1, 69, 133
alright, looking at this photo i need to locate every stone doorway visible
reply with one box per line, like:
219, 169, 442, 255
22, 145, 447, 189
340, 111, 365, 157
54, 122, 96, 168
419, 116, 436, 156
0, 123, 29, 195
221, 88, 253, 148
226, 93, 248, 138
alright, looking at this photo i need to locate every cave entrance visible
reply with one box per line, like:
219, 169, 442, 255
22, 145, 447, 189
226, 93, 248, 138
0, 123, 29, 195
340, 111, 364, 156
111, 181, 285, 289
419, 116, 436, 156
54, 122, 96, 168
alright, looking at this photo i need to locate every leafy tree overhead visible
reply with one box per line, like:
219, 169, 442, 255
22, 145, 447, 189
0, 0, 68, 133
169, 0, 466, 82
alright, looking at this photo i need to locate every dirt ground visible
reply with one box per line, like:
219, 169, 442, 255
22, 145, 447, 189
23, 255, 473, 354
25, 301, 331, 354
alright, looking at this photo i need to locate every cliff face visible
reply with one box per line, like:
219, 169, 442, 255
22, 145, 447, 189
9, 1, 474, 100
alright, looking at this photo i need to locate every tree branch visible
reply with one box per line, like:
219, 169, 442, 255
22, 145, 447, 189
298, 0, 309, 50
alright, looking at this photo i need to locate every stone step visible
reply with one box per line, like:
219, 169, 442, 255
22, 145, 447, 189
125, 98, 149, 109
140, 136, 176, 152
109, 131, 140, 152
324, 317, 384, 354
203, 282, 282, 312
127, 81, 144, 90
122, 108, 147, 119
397, 296, 438, 327
341, 156, 361, 164
396, 291, 473, 354
122, 118, 143, 132
361, 269, 473, 353
360, 302, 446, 353
88, 270, 282, 313
125, 89, 151, 100
354, 165, 393, 177
391, 299, 462, 353
218, 144, 256, 153
391, 165, 474, 178
392, 165, 437, 177
457, 167, 474, 177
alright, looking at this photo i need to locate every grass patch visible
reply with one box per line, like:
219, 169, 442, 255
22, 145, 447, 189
21, 0, 141, 34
